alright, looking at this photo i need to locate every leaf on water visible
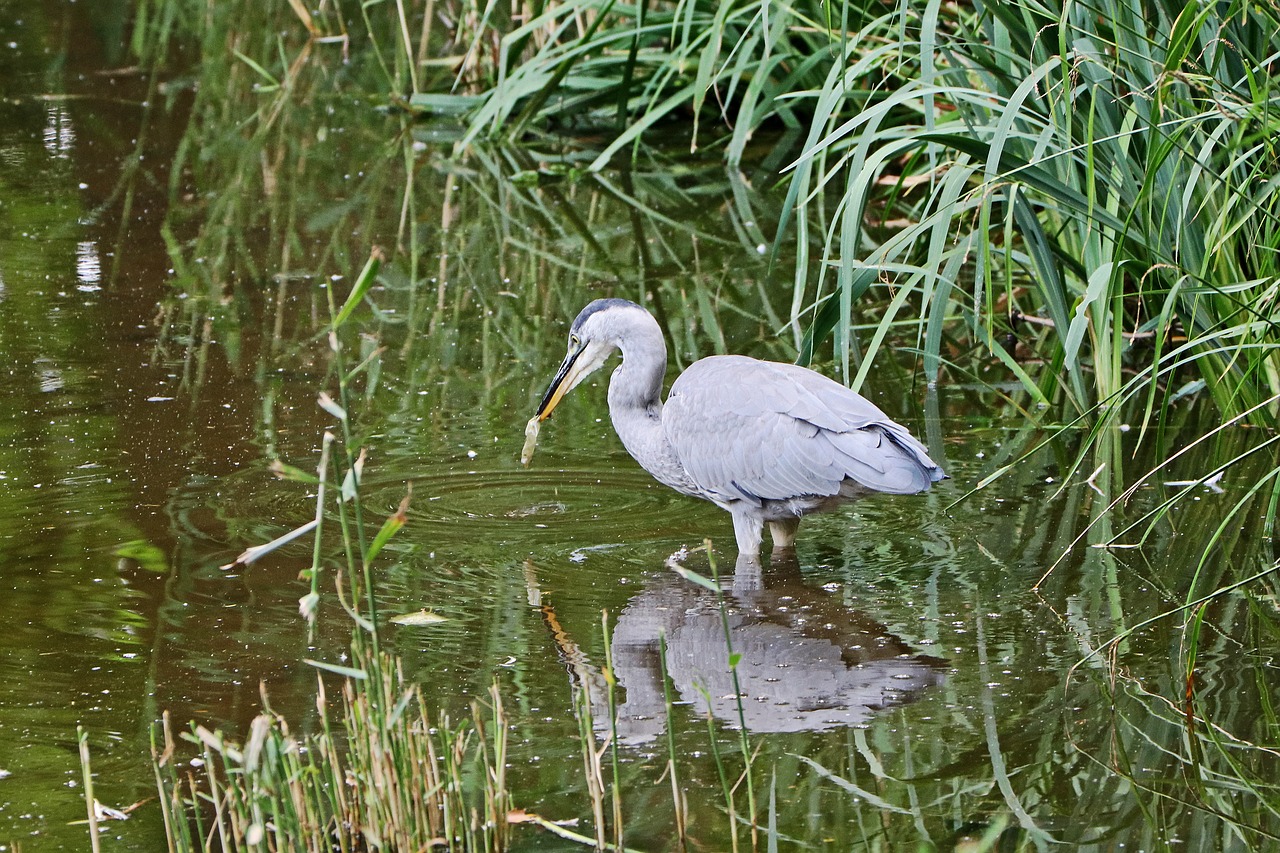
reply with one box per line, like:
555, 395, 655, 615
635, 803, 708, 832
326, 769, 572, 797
93, 799, 130, 821
304, 659, 369, 680
298, 592, 320, 623
671, 565, 719, 592
114, 540, 168, 573
317, 392, 347, 422
507, 808, 578, 827
389, 609, 449, 626
520, 416, 541, 466
517, 811, 630, 850
220, 519, 320, 570
1164, 470, 1226, 493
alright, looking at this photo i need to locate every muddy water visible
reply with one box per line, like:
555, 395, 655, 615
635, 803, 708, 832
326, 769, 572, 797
0, 5, 1277, 851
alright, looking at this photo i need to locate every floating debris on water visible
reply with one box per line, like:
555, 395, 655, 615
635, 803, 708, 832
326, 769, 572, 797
389, 609, 450, 626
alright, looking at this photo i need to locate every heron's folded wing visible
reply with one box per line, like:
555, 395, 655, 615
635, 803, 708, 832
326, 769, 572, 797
664, 356, 942, 504
768, 360, 943, 486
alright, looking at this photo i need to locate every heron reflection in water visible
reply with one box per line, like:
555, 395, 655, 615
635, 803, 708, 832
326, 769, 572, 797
531, 553, 946, 742
529, 299, 945, 557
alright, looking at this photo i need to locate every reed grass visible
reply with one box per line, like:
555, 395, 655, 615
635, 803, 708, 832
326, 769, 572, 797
666, 544, 759, 850
450, 0, 843, 165
430, 0, 1280, 484
77, 726, 103, 853
788, 0, 1280, 422
1063, 568, 1280, 850
369, 0, 1280, 566
133, 0, 1280, 430
657, 631, 688, 849
151, 638, 514, 853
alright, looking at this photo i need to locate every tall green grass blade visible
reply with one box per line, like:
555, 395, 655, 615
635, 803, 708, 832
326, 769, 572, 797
332, 248, 384, 330
305, 659, 369, 679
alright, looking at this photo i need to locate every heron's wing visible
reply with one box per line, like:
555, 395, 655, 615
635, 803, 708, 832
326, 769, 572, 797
766, 361, 941, 474
664, 356, 942, 505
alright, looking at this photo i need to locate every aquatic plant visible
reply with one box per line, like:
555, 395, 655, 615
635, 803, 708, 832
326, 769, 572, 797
435, 0, 1280, 624
440, 0, 1280, 428
785, 0, 1280, 424
151, 645, 514, 853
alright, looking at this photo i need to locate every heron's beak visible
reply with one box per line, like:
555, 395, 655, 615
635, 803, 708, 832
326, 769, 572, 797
535, 340, 605, 421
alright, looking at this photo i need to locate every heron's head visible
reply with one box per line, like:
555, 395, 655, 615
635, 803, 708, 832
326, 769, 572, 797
534, 298, 653, 421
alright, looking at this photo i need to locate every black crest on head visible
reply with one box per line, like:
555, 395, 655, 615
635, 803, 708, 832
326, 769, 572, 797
571, 298, 643, 334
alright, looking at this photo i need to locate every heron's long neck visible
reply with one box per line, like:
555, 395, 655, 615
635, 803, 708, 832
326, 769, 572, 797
607, 326, 668, 459
608, 330, 666, 416
606, 324, 703, 498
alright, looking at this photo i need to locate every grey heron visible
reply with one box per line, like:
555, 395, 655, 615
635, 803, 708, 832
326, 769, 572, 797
531, 298, 945, 555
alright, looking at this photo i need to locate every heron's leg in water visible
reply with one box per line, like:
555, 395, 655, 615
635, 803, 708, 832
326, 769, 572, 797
730, 509, 763, 555
732, 551, 763, 590
768, 517, 800, 550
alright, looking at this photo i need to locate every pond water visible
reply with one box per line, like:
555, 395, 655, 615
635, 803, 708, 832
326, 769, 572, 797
1, 5, 1278, 851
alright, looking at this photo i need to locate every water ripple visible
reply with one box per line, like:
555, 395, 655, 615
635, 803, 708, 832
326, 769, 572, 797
402, 467, 687, 545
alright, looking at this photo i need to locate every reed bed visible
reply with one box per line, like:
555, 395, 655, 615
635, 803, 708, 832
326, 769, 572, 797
439, 0, 1280, 430
132, 0, 1280, 425
151, 641, 510, 853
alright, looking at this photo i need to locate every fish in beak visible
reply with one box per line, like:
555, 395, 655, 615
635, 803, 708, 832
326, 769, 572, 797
521, 338, 612, 467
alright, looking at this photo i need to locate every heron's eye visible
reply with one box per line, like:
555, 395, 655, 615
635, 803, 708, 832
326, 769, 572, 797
569, 334, 581, 349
